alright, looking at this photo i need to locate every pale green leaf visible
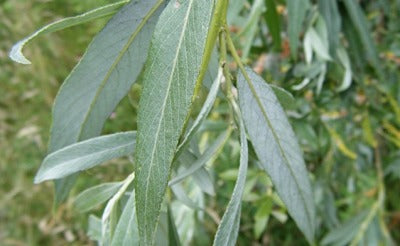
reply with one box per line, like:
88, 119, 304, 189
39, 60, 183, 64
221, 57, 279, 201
88, 215, 102, 242
168, 207, 181, 246
318, 0, 341, 55
134, 0, 214, 244
9, 0, 129, 64
169, 129, 232, 186
47, 0, 166, 204
176, 68, 223, 156
322, 211, 368, 246
270, 84, 295, 110
238, 68, 315, 243
111, 192, 139, 246
35, 132, 135, 183
213, 119, 248, 246
287, 0, 310, 58
74, 182, 122, 212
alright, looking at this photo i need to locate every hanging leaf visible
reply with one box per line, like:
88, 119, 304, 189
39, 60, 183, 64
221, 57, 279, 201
176, 68, 223, 156
34, 131, 136, 183
213, 119, 248, 246
287, 0, 310, 58
110, 192, 139, 246
264, 0, 281, 51
343, 0, 383, 78
169, 129, 232, 186
134, 0, 214, 244
47, 0, 166, 205
9, 0, 129, 64
318, 0, 341, 56
74, 182, 123, 212
237, 67, 315, 243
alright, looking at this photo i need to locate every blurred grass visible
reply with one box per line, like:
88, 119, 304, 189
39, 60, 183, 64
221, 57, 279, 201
0, 1, 133, 245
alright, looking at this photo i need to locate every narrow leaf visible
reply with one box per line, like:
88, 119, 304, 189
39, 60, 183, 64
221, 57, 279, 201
169, 129, 232, 186
318, 0, 341, 56
88, 215, 103, 242
343, 0, 383, 77
264, 0, 281, 51
176, 68, 223, 156
111, 192, 139, 246
168, 207, 181, 246
9, 0, 129, 64
238, 68, 315, 243
213, 120, 248, 246
74, 182, 122, 212
35, 132, 135, 183
134, 0, 214, 244
287, 0, 310, 58
47, 0, 166, 204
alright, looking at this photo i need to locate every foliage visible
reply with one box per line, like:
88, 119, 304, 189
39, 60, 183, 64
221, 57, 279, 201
5, 0, 400, 245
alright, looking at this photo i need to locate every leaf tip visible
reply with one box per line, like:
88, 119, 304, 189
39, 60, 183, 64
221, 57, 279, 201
9, 41, 32, 65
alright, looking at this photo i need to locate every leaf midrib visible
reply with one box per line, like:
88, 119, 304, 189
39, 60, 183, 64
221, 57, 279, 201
77, 0, 165, 140
141, 0, 195, 243
241, 71, 313, 235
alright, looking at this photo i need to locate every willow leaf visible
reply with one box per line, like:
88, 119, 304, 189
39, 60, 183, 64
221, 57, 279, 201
74, 182, 122, 212
237, 68, 315, 243
9, 0, 129, 64
111, 192, 139, 246
176, 68, 223, 156
287, 0, 310, 58
213, 120, 248, 246
35, 132, 136, 183
47, 0, 166, 204
134, 0, 214, 244
169, 129, 231, 186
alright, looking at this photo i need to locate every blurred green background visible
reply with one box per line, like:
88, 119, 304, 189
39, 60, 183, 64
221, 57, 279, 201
1, 0, 400, 245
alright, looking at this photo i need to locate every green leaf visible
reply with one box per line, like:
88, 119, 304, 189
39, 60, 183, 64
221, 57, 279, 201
168, 207, 182, 246
237, 67, 315, 243
286, 0, 310, 58
343, 0, 383, 78
74, 182, 122, 212
318, 0, 341, 56
35, 132, 136, 183
134, 0, 214, 244
213, 119, 248, 246
88, 215, 102, 242
264, 0, 281, 51
111, 192, 139, 246
321, 211, 368, 246
169, 129, 232, 186
237, 0, 265, 59
270, 84, 295, 110
176, 68, 223, 156
9, 0, 129, 64
47, 0, 166, 204
176, 150, 215, 196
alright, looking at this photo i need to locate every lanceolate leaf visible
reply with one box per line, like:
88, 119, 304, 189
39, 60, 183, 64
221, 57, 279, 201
176, 68, 223, 156
342, 0, 383, 78
264, 0, 281, 51
237, 68, 315, 243
287, 0, 310, 58
111, 192, 139, 246
9, 0, 129, 64
318, 0, 341, 56
213, 120, 248, 246
134, 0, 214, 244
74, 182, 122, 212
35, 132, 136, 183
169, 129, 232, 186
47, 0, 166, 204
